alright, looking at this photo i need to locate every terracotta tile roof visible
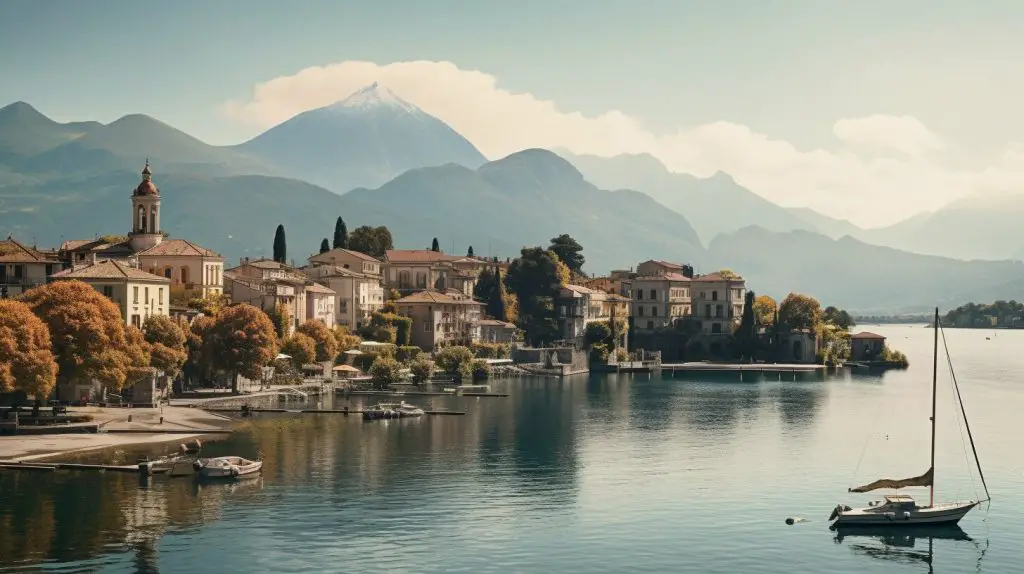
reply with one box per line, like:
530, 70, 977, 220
851, 331, 886, 340
395, 290, 484, 305
50, 260, 170, 282
384, 250, 459, 264
311, 248, 379, 263
633, 272, 691, 283
0, 236, 52, 263
137, 239, 221, 258
303, 282, 336, 295
477, 319, 517, 327
301, 264, 374, 279
645, 259, 685, 269
59, 238, 134, 254
692, 272, 744, 282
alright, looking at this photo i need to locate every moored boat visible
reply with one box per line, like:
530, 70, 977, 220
193, 456, 263, 480
362, 401, 425, 421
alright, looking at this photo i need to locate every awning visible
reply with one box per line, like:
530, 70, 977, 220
849, 467, 933, 493
332, 365, 361, 372
275, 353, 291, 360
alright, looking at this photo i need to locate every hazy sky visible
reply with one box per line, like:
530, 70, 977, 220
4, 0, 1024, 226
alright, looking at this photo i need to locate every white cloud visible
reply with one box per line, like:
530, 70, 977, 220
223, 60, 1024, 228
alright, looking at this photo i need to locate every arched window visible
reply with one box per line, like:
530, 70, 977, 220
398, 270, 411, 289
163, 266, 172, 280
137, 205, 146, 232
150, 206, 157, 233
180, 266, 189, 285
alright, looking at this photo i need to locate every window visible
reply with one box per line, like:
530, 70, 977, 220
144, 287, 149, 304
638, 306, 644, 317
102, 285, 114, 298
647, 321, 654, 330
164, 267, 172, 279
649, 289, 656, 300
13, 265, 23, 279
716, 304, 723, 318
637, 289, 643, 300
705, 304, 711, 317
712, 290, 718, 301
133, 286, 139, 303
650, 305, 657, 317
45, 264, 53, 275
180, 266, 189, 285
137, 206, 146, 231
158, 288, 163, 305
416, 272, 427, 289
424, 321, 432, 332
131, 314, 141, 328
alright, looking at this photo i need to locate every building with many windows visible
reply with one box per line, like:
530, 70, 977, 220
49, 259, 170, 328
690, 272, 746, 335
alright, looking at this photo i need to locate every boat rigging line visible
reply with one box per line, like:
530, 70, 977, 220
939, 324, 990, 503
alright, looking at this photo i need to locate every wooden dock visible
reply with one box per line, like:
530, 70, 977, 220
200, 407, 466, 416
660, 362, 825, 373
338, 390, 509, 398
0, 461, 160, 474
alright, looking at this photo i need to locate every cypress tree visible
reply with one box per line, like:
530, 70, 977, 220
273, 224, 287, 263
333, 217, 347, 249
467, 245, 474, 257
738, 290, 757, 360
319, 238, 330, 254
431, 237, 440, 252
487, 267, 507, 321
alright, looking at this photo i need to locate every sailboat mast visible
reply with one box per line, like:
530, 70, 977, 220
930, 307, 939, 507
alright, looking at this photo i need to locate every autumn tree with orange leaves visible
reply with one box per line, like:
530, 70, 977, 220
19, 281, 149, 392
204, 304, 278, 393
0, 299, 58, 399
143, 315, 188, 378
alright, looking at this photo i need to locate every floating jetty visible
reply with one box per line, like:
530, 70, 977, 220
660, 362, 826, 373
339, 389, 508, 398
200, 407, 466, 416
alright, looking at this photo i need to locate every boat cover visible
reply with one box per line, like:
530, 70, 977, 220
849, 467, 933, 493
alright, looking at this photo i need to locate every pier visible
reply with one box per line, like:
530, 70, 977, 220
199, 407, 466, 416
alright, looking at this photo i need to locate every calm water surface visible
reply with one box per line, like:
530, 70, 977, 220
1, 325, 1021, 573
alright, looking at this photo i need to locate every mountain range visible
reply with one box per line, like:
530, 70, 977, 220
2, 87, 1024, 312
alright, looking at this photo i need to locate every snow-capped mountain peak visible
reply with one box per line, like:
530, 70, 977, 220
329, 82, 419, 113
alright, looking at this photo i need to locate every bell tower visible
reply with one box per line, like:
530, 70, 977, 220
129, 160, 163, 251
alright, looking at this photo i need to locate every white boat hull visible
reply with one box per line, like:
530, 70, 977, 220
194, 456, 263, 480
832, 501, 977, 527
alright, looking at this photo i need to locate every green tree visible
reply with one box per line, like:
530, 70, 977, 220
584, 321, 612, 348
548, 234, 585, 274
467, 245, 474, 257
0, 299, 57, 399
736, 290, 757, 360
753, 295, 777, 328
778, 293, 822, 331
267, 303, 291, 339
410, 356, 434, 385
205, 304, 278, 393
485, 267, 514, 322
183, 315, 215, 386
296, 320, 339, 362
716, 269, 740, 279
348, 225, 394, 258
822, 306, 856, 330
368, 355, 403, 389
319, 238, 330, 254
333, 217, 348, 249
20, 281, 139, 392
142, 315, 187, 378
505, 247, 569, 345
272, 224, 287, 264
431, 237, 441, 252
280, 333, 316, 368
434, 345, 474, 382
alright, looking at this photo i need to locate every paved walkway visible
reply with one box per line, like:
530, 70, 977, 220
0, 406, 234, 462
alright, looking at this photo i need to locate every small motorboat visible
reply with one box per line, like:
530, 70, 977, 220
193, 455, 263, 480
362, 401, 425, 421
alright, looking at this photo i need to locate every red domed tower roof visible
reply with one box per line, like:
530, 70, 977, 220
134, 160, 159, 196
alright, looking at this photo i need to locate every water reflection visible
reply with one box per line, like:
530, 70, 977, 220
834, 524, 986, 573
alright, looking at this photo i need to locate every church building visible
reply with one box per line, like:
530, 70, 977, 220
58, 162, 224, 301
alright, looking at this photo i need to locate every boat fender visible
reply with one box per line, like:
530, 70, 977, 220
192, 460, 202, 471
231, 467, 240, 477
903, 512, 911, 520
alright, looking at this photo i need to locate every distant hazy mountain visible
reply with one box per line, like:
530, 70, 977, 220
0, 102, 100, 158
343, 148, 705, 271
852, 193, 1024, 261
707, 226, 1024, 313
236, 83, 488, 193
785, 207, 862, 239
555, 150, 814, 242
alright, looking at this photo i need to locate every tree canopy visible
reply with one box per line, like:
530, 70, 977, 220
280, 333, 316, 368
347, 225, 394, 258
142, 315, 187, 378
273, 224, 287, 264
467, 245, 474, 257
296, 320, 339, 362
0, 299, 57, 398
333, 217, 348, 249
752, 295, 777, 328
822, 306, 856, 330
505, 247, 569, 345
778, 293, 822, 331
431, 237, 441, 252
368, 355, 403, 389
548, 234, 585, 274
205, 304, 278, 387
736, 290, 757, 360
319, 238, 330, 254
20, 281, 140, 391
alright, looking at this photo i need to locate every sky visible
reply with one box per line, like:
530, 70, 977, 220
4, 0, 1024, 227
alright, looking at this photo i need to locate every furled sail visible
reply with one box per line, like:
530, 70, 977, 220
849, 467, 933, 493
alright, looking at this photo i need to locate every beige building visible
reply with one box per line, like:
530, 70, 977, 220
224, 259, 309, 335
636, 259, 694, 278
304, 281, 337, 328
0, 236, 58, 296
394, 290, 484, 351
308, 248, 382, 278
556, 284, 631, 345
50, 259, 171, 328
690, 272, 746, 335
301, 263, 384, 329
58, 163, 224, 299
630, 273, 693, 332
477, 319, 519, 344
383, 250, 483, 296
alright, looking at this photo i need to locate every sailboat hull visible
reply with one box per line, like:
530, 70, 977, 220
832, 501, 977, 527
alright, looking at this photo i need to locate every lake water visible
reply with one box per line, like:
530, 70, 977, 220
1, 324, 1022, 573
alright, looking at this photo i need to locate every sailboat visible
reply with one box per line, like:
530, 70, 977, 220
830, 308, 990, 527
